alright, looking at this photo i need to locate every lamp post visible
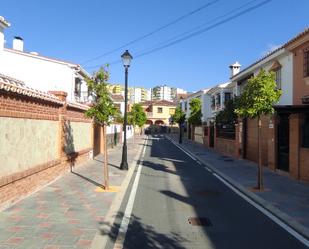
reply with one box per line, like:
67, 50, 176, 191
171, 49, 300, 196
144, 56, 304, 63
120, 50, 133, 170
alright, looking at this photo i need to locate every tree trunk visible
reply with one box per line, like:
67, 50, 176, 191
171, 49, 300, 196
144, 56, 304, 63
257, 117, 263, 190
103, 125, 109, 190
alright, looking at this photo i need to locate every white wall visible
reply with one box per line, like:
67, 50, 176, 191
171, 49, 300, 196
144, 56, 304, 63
202, 94, 212, 123
0, 49, 87, 102
252, 53, 293, 105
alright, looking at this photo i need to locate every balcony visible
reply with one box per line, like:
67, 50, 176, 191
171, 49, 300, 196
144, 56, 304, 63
146, 112, 153, 118
74, 91, 93, 103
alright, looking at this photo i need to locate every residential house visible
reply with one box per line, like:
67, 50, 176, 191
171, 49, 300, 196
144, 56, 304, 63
140, 100, 176, 126
230, 28, 309, 181
0, 16, 90, 104
111, 94, 125, 115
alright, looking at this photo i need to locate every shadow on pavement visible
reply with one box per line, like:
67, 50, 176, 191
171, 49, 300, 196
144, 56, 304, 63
71, 171, 104, 188
99, 212, 187, 249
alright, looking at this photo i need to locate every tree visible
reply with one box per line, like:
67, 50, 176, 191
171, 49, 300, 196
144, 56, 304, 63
128, 103, 147, 134
85, 67, 117, 190
215, 98, 239, 126
171, 106, 186, 143
188, 98, 202, 125
235, 69, 281, 190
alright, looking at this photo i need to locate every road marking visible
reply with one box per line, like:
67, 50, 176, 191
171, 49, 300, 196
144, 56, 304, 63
197, 161, 202, 165
204, 167, 212, 172
213, 173, 309, 247
166, 135, 309, 247
113, 138, 148, 249
165, 136, 197, 162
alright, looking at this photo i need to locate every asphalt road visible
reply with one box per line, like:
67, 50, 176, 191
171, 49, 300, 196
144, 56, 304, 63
110, 135, 308, 249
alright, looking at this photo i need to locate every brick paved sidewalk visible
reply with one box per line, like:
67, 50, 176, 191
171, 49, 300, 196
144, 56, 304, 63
0, 135, 145, 249
167, 134, 309, 239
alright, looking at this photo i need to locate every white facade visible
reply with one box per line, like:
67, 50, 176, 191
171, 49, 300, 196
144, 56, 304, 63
151, 85, 174, 101
232, 48, 293, 105
0, 16, 90, 103
129, 87, 150, 104
180, 89, 209, 123
203, 82, 236, 123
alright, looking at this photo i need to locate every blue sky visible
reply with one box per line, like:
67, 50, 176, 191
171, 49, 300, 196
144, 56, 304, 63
1, 0, 308, 92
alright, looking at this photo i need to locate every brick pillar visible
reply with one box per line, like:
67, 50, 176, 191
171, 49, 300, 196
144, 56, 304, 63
289, 113, 300, 179
235, 123, 240, 158
268, 115, 277, 171
214, 125, 217, 149
49, 91, 67, 161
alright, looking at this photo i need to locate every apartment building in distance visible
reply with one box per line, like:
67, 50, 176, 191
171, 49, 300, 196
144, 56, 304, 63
128, 86, 151, 104
151, 84, 187, 102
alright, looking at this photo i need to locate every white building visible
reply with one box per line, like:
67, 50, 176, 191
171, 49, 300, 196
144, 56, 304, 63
0, 16, 90, 103
180, 89, 209, 123
151, 85, 185, 101
231, 49, 293, 106
129, 87, 150, 104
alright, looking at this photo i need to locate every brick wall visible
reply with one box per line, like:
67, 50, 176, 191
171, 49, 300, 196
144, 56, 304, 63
215, 137, 237, 157
0, 90, 93, 208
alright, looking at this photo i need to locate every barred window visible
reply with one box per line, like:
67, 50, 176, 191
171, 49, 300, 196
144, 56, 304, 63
304, 48, 309, 77
275, 69, 282, 89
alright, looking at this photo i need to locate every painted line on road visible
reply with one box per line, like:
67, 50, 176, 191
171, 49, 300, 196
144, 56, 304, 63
213, 172, 309, 247
166, 135, 309, 247
113, 138, 148, 249
165, 136, 197, 162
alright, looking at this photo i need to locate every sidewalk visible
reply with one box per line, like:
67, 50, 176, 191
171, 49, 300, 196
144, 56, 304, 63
0, 135, 145, 249
167, 134, 309, 240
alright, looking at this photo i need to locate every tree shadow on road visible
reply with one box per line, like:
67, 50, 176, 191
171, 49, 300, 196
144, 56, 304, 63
99, 212, 187, 249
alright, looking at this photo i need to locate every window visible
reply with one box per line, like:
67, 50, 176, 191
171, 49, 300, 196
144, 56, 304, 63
302, 114, 309, 148
157, 107, 163, 113
74, 78, 81, 97
224, 92, 232, 103
216, 93, 221, 106
275, 69, 282, 89
304, 48, 309, 77
211, 96, 215, 108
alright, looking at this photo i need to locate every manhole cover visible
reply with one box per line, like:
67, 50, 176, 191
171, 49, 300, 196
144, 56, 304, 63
188, 217, 212, 226
196, 190, 221, 197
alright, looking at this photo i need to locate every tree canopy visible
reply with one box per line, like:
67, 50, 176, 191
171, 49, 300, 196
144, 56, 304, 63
215, 97, 240, 126
85, 67, 117, 125
235, 69, 282, 118
128, 103, 147, 127
188, 98, 202, 125
171, 106, 186, 125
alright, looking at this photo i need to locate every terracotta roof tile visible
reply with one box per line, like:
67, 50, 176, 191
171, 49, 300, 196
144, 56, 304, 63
0, 73, 63, 104
140, 100, 176, 106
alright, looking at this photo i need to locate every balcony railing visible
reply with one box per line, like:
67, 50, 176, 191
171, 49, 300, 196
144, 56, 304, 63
146, 112, 153, 117
74, 91, 93, 103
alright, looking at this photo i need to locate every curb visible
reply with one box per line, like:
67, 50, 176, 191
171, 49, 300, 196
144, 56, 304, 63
165, 134, 309, 242
90, 136, 147, 249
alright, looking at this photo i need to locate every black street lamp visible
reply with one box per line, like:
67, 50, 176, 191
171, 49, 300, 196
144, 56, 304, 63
120, 50, 133, 170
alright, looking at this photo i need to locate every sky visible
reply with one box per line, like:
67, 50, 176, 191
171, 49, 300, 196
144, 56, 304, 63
1, 0, 309, 92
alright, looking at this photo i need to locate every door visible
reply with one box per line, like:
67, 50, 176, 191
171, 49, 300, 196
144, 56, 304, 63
277, 114, 289, 172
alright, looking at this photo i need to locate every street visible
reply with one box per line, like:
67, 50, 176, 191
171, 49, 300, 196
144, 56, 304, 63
107, 135, 307, 249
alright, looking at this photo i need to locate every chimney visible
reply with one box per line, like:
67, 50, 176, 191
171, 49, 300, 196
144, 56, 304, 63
13, 36, 24, 51
0, 16, 10, 52
229, 61, 241, 77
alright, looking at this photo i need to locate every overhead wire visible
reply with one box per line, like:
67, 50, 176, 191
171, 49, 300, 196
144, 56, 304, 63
81, 0, 219, 65
84, 0, 271, 70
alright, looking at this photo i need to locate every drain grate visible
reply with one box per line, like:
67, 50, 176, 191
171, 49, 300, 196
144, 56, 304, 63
188, 217, 212, 226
